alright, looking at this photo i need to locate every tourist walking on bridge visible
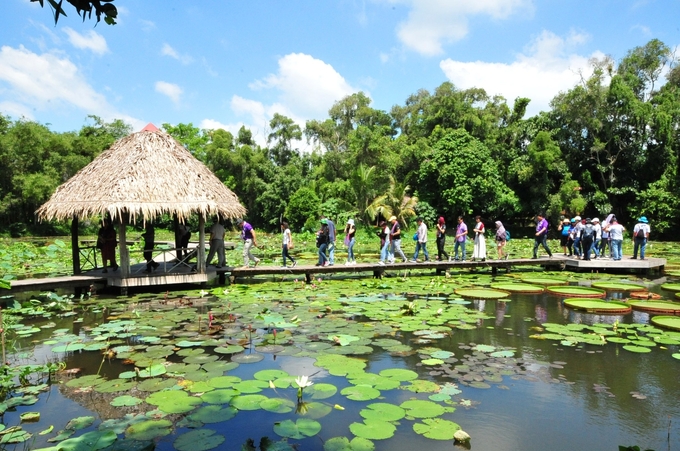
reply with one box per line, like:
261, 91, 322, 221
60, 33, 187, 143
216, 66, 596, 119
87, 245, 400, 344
435, 217, 449, 261
532, 213, 552, 259
237, 218, 260, 268
453, 216, 468, 261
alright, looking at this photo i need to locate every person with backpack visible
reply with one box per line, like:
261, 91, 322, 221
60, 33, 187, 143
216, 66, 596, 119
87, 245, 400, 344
580, 218, 595, 261
532, 213, 553, 259
605, 217, 625, 261
495, 220, 508, 260
316, 219, 330, 267
632, 216, 650, 260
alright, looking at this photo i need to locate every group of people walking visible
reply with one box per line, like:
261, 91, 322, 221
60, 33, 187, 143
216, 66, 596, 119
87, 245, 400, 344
557, 215, 650, 261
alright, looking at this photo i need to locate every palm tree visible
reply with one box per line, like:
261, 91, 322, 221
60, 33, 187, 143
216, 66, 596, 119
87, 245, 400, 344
350, 164, 376, 224
366, 176, 418, 228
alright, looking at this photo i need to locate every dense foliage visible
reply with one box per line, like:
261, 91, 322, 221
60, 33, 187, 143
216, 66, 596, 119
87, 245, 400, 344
2, 39, 679, 237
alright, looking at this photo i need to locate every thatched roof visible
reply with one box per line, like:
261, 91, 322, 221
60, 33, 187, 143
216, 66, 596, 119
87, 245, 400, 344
36, 125, 246, 222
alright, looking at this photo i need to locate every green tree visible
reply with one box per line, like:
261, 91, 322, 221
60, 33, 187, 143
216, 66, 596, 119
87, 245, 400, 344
32, 0, 118, 25
267, 113, 302, 167
285, 187, 320, 231
366, 176, 418, 228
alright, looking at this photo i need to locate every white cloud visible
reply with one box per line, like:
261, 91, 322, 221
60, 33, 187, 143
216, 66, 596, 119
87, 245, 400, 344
161, 43, 193, 65
63, 27, 109, 55
439, 30, 600, 117
0, 101, 34, 120
390, 0, 533, 56
250, 53, 359, 120
154, 81, 183, 104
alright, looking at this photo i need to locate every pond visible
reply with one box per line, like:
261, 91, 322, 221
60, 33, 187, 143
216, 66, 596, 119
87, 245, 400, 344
0, 271, 679, 451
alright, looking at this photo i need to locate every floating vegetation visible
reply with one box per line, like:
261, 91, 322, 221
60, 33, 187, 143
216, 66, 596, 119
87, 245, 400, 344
563, 299, 632, 314
546, 286, 606, 298
489, 282, 545, 294
454, 288, 509, 299
591, 282, 647, 291
629, 301, 680, 314
651, 316, 680, 331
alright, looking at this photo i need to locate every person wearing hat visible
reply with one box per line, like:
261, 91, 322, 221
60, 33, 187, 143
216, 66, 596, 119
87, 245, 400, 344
604, 216, 625, 261
591, 218, 602, 258
207, 217, 226, 268
453, 216, 468, 261
236, 218, 260, 268
411, 217, 430, 262
558, 218, 572, 256
388, 216, 407, 263
632, 216, 650, 260
343, 219, 356, 265
316, 219, 330, 266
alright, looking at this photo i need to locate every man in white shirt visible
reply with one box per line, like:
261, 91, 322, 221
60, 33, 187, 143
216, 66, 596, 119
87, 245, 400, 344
411, 217, 430, 262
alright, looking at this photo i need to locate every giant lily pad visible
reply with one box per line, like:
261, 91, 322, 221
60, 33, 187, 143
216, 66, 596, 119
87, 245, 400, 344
110, 395, 143, 407
490, 283, 544, 294
454, 288, 509, 299
563, 299, 632, 314
273, 419, 322, 439
651, 316, 680, 331
591, 282, 646, 291
547, 286, 606, 298
661, 283, 680, 292
630, 301, 680, 315
520, 277, 568, 286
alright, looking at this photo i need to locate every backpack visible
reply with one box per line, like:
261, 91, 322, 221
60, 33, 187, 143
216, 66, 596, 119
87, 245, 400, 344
505, 230, 511, 242
636, 227, 646, 238
582, 224, 594, 238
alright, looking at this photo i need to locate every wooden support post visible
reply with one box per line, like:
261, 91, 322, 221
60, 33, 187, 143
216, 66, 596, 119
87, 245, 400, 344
219, 271, 226, 285
198, 215, 206, 273
71, 216, 81, 275
305, 273, 312, 284
373, 270, 383, 279
491, 266, 498, 276
118, 215, 130, 278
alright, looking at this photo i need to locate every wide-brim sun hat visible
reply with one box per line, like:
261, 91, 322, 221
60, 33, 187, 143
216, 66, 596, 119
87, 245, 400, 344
347, 219, 354, 226
638, 216, 648, 223
574, 216, 581, 221
592, 218, 600, 223
563, 218, 570, 223
388, 216, 397, 222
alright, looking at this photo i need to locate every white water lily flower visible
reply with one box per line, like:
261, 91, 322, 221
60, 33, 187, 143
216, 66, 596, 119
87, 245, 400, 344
295, 375, 314, 388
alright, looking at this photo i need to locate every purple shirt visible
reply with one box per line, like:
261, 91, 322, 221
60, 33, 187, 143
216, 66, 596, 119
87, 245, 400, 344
536, 218, 548, 236
456, 222, 467, 242
242, 222, 254, 240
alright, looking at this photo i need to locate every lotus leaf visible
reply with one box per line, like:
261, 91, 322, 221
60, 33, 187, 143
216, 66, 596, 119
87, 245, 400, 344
308, 383, 338, 399
630, 301, 680, 315
413, 418, 461, 440
110, 395, 142, 407
520, 277, 568, 285
188, 405, 238, 423
136, 364, 167, 378
399, 399, 446, 418
144, 390, 202, 414
274, 418, 322, 439
214, 345, 245, 354
253, 369, 289, 381
65, 375, 105, 388
359, 403, 405, 422
402, 380, 440, 393
349, 419, 396, 440
622, 345, 653, 353
125, 420, 172, 441
173, 429, 225, 451
136, 378, 177, 392
323, 437, 375, 451
65, 416, 95, 430
660, 283, 680, 292
187, 380, 215, 393
207, 375, 241, 388
348, 373, 400, 390
378, 368, 418, 381
201, 388, 239, 404
202, 361, 238, 373
300, 402, 333, 419
184, 354, 219, 364
94, 379, 136, 393
19, 412, 39, 422
233, 379, 269, 393
341, 385, 381, 401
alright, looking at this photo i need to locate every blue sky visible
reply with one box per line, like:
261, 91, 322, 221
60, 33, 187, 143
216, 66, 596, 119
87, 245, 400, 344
0, 0, 678, 146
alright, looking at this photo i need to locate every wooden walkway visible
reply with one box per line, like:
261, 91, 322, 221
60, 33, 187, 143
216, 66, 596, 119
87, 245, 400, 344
558, 255, 665, 274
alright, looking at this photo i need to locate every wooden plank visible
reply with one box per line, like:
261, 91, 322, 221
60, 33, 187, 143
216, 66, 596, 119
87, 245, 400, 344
8, 275, 106, 293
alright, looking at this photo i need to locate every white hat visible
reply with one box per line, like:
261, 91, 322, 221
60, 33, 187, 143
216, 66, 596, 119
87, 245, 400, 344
592, 217, 599, 223
574, 216, 581, 221
347, 219, 355, 226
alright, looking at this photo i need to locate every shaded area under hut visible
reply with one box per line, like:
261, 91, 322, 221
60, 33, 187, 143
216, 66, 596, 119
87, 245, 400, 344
36, 123, 246, 288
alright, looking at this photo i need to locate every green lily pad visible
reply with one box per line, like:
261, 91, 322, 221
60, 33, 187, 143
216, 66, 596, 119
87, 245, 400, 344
323, 436, 375, 451
188, 405, 238, 424
231, 353, 265, 363
622, 345, 653, 353
137, 378, 177, 392
260, 398, 296, 413
214, 345, 245, 354
378, 368, 418, 381
207, 375, 242, 388
631, 301, 680, 315
359, 403, 405, 422
273, 419, 322, 439
454, 288, 509, 299
341, 385, 381, 401
547, 286, 606, 298
308, 383, 338, 400
94, 379, 136, 393
399, 399, 446, 418
299, 402, 333, 419
42, 430, 117, 449
231, 394, 269, 410
174, 429, 225, 451
232, 379, 269, 393
145, 391, 202, 414
650, 316, 680, 331
253, 369, 289, 381
125, 420, 172, 441
201, 389, 240, 404
591, 282, 646, 291
563, 299, 632, 314
66, 416, 95, 430
490, 283, 544, 293
661, 283, 680, 292
402, 380, 440, 393
349, 419, 396, 440
413, 418, 461, 440
0, 427, 32, 444
20, 412, 40, 422
110, 395, 143, 407
520, 277, 568, 286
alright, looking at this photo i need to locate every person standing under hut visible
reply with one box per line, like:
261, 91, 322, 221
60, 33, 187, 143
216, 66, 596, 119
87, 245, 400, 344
453, 216, 468, 261
631, 216, 651, 260
281, 221, 296, 268
176, 222, 191, 260
435, 217, 449, 261
605, 217, 625, 261
142, 223, 160, 273
344, 219, 356, 265
237, 218, 260, 268
558, 218, 571, 256
388, 216, 407, 263
99, 218, 118, 273
495, 221, 507, 260
532, 213, 553, 259
316, 219, 330, 266
411, 217, 430, 262
471, 215, 486, 262
206, 217, 227, 268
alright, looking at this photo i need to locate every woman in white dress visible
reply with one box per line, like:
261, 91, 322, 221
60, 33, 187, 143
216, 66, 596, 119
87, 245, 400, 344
472, 215, 486, 262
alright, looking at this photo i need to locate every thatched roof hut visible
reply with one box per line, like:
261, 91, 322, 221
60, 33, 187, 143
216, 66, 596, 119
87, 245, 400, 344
36, 124, 245, 222
36, 124, 246, 280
